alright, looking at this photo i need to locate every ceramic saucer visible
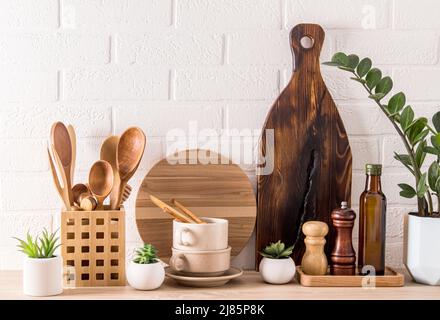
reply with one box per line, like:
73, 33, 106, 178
165, 266, 243, 287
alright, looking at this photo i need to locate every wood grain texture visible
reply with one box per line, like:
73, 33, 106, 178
61, 207, 125, 287
2, 270, 438, 300
297, 266, 404, 287
135, 149, 256, 260
256, 24, 352, 268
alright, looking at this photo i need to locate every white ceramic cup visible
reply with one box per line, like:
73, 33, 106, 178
169, 246, 231, 276
173, 217, 228, 251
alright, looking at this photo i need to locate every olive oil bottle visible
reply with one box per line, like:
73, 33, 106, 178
358, 164, 386, 275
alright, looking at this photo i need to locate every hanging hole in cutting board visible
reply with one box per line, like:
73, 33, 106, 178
300, 36, 314, 49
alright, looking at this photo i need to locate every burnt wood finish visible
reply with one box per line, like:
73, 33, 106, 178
256, 24, 352, 268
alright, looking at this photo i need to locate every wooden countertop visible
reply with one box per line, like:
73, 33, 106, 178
0, 270, 438, 300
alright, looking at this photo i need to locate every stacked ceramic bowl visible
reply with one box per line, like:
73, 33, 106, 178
169, 218, 231, 276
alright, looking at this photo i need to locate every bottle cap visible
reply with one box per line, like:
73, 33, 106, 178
365, 164, 382, 175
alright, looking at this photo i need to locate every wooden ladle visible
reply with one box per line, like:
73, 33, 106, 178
89, 160, 114, 210
51, 122, 74, 206
115, 127, 146, 208
100, 135, 121, 209
72, 183, 90, 206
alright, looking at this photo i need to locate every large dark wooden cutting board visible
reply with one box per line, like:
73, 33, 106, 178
136, 149, 256, 261
256, 24, 352, 268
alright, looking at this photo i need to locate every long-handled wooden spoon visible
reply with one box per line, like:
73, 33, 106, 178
115, 127, 146, 209
67, 125, 76, 185
171, 199, 206, 224
51, 122, 74, 206
89, 160, 114, 210
100, 135, 121, 209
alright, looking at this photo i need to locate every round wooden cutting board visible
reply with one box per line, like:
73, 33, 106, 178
135, 149, 256, 260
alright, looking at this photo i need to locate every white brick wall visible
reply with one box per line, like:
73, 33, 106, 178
1, 0, 438, 270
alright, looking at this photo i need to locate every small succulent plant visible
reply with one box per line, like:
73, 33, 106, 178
260, 240, 293, 259
14, 229, 61, 258
133, 243, 159, 264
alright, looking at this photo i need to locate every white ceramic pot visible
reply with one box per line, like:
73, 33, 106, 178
170, 246, 231, 276
173, 217, 228, 251
259, 257, 296, 284
127, 261, 165, 290
404, 213, 440, 285
23, 256, 63, 296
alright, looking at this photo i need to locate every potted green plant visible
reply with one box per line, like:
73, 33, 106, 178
259, 241, 295, 284
14, 229, 62, 296
126, 243, 165, 290
324, 52, 440, 285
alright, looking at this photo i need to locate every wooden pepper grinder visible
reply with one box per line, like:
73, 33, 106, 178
301, 221, 328, 275
330, 201, 356, 275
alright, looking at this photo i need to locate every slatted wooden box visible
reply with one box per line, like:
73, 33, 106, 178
61, 207, 125, 287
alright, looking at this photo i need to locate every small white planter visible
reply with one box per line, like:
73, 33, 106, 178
259, 257, 296, 284
127, 261, 165, 290
404, 213, 440, 285
23, 256, 63, 296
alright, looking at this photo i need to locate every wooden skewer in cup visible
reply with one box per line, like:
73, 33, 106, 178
171, 199, 206, 224
149, 195, 195, 223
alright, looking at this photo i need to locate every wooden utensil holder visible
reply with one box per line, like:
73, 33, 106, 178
61, 207, 125, 287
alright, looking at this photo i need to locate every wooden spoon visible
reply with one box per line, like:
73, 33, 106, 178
89, 160, 114, 210
51, 122, 74, 206
100, 136, 121, 210
115, 127, 146, 208
72, 183, 90, 206
67, 125, 76, 185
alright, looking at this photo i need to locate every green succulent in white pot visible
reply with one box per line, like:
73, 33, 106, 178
14, 229, 63, 296
126, 243, 164, 290
324, 52, 440, 285
259, 241, 296, 284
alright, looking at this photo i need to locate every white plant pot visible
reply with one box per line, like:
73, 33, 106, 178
127, 261, 165, 290
23, 256, 63, 296
404, 213, 440, 285
259, 257, 296, 284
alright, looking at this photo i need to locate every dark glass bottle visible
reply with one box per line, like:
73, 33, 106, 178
358, 164, 386, 275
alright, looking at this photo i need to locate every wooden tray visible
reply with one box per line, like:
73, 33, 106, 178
296, 266, 404, 287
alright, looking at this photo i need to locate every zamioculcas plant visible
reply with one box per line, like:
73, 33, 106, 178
133, 243, 159, 264
260, 240, 294, 259
324, 53, 440, 216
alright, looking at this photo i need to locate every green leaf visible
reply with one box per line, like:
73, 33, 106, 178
431, 133, 440, 149
398, 183, 416, 198
387, 92, 406, 114
347, 54, 360, 69
412, 129, 429, 146
424, 146, 440, 156
436, 177, 440, 194
322, 61, 343, 66
416, 173, 429, 198
393, 152, 415, 175
338, 66, 355, 72
415, 140, 427, 168
331, 52, 349, 66
368, 93, 386, 101
366, 68, 382, 90
375, 76, 393, 96
400, 106, 414, 131
408, 118, 428, 145
428, 161, 440, 190
356, 57, 372, 78
433, 111, 440, 132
